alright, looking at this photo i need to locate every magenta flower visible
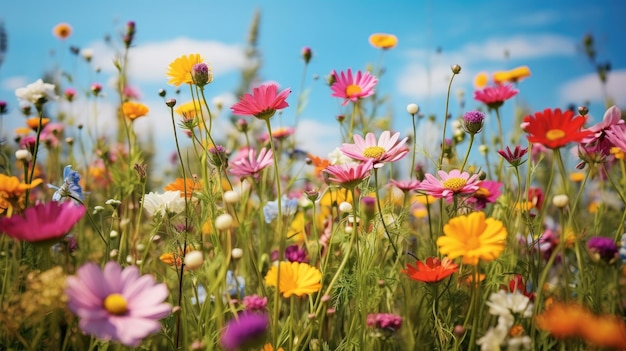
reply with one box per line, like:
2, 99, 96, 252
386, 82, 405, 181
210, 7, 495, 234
606, 124, 626, 153
587, 236, 618, 263
0, 201, 85, 243
323, 159, 374, 188
330, 68, 378, 105
340, 131, 409, 168
230, 83, 291, 120
418, 169, 480, 202
474, 84, 518, 109
242, 294, 268, 312
497, 145, 528, 167
389, 179, 421, 193
468, 180, 502, 210
584, 105, 624, 144
366, 313, 402, 332
221, 313, 269, 350
228, 148, 273, 181
65, 261, 171, 346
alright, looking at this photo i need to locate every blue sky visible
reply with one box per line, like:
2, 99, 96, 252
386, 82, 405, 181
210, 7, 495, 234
1, 0, 625, 166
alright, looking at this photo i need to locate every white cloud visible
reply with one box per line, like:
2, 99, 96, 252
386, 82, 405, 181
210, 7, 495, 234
510, 10, 561, 27
1, 76, 28, 91
559, 69, 626, 106
90, 37, 246, 83
398, 34, 576, 99
293, 118, 341, 157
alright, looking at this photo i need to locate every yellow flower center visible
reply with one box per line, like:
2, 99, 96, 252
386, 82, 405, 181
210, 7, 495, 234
475, 187, 490, 198
545, 129, 565, 141
362, 146, 385, 159
345, 84, 362, 97
103, 293, 128, 315
442, 177, 467, 191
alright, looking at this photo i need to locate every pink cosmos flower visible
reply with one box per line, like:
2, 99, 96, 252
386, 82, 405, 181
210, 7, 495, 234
0, 201, 85, 242
330, 68, 378, 106
474, 84, 518, 109
340, 131, 409, 168
65, 261, 171, 346
228, 148, 273, 180
230, 83, 291, 120
390, 179, 421, 193
606, 124, 626, 153
418, 169, 480, 202
323, 159, 374, 188
468, 180, 502, 210
583, 106, 624, 143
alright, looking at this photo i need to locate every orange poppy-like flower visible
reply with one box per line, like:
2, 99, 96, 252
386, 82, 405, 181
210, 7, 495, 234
26, 117, 50, 131
536, 302, 626, 349
307, 154, 330, 177
0, 174, 43, 217
166, 53, 204, 87
402, 257, 459, 283
493, 66, 531, 85
159, 245, 195, 267
264, 261, 322, 298
53, 23, 72, 40
121, 101, 149, 120
437, 211, 507, 266
368, 33, 398, 49
164, 178, 202, 198
523, 108, 592, 149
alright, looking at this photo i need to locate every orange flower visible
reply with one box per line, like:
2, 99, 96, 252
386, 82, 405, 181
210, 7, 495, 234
164, 178, 202, 198
307, 154, 330, 177
14, 127, 32, 136
0, 174, 43, 217
402, 257, 458, 283
53, 23, 72, 40
159, 245, 195, 267
26, 117, 50, 131
121, 101, 149, 120
368, 33, 398, 49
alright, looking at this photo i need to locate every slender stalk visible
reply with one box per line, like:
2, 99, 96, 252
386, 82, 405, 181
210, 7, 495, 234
24, 106, 45, 207
460, 134, 475, 172
373, 168, 399, 258
410, 113, 418, 179
438, 72, 458, 170
494, 107, 505, 181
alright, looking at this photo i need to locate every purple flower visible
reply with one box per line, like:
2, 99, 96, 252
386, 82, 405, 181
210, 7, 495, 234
65, 261, 171, 346
587, 236, 618, 263
285, 245, 308, 263
221, 313, 269, 350
462, 110, 485, 134
366, 313, 402, 332
191, 63, 212, 87
0, 202, 85, 243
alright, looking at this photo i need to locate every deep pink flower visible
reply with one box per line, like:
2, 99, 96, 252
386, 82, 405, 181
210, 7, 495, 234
389, 179, 421, 193
418, 169, 480, 202
323, 159, 374, 188
221, 313, 269, 350
230, 83, 291, 120
0, 201, 85, 242
65, 261, 171, 346
366, 313, 402, 332
228, 148, 273, 180
468, 180, 502, 210
330, 68, 378, 105
474, 84, 518, 109
606, 124, 626, 153
497, 145, 528, 167
340, 131, 409, 168
584, 106, 624, 143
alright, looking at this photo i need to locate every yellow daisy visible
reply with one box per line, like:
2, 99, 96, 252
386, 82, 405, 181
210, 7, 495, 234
121, 101, 149, 120
264, 261, 322, 298
437, 211, 507, 265
166, 53, 204, 86
368, 33, 398, 50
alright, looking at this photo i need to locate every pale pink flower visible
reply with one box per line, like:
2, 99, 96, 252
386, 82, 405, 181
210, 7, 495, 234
229, 148, 273, 180
65, 261, 171, 346
474, 84, 518, 109
389, 179, 421, 193
330, 68, 378, 105
340, 131, 409, 168
418, 169, 480, 202
230, 83, 291, 120
0, 201, 85, 242
323, 159, 374, 188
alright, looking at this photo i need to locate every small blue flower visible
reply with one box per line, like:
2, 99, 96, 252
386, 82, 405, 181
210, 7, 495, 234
48, 165, 85, 202
263, 195, 298, 223
226, 270, 245, 298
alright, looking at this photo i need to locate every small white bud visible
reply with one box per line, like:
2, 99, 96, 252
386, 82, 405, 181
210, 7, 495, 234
406, 103, 419, 115
231, 248, 244, 259
344, 226, 353, 234
552, 194, 569, 208
223, 190, 241, 204
126, 255, 133, 264
184, 251, 204, 270
109, 230, 119, 238
106, 199, 122, 208
136, 243, 146, 252
215, 213, 234, 231
338, 201, 353, 213
92, 205, 105, 215
110, 249, 118, 258
15, 149, 32, 162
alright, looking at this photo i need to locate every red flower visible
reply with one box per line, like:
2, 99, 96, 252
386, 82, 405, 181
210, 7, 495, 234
402, 257, 459, 283
231, 83, 291, 120
523, 108, 592, 149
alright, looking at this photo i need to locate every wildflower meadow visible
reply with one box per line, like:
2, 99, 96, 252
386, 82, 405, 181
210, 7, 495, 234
2, 10, 626, 351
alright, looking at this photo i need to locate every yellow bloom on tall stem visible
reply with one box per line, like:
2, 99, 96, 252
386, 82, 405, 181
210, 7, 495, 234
0, 174, 43, 217
166, 53, 204, 86
264, 261, 322, 298
121, 101, 149, 121
368, 33, 398, 49
437, 211, 507, 265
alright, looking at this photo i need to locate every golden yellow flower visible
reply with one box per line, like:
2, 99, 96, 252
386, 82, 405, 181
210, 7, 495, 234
368, 33, 398, 49
288, 212, 306, 244
166, 53, 204, 86
121, 101, 149, 120
569, 172, 585, 182
437, 211, 507, 265
0, 175, 43, 217
53, 23, 72, 40
26, 117, 50, 131
175, 100, 209, 121
14, 127, 32, 136
264, 261, 322, 298
610, 146, 625, 160
493, 66, 531, 84
473, 72, 489, 89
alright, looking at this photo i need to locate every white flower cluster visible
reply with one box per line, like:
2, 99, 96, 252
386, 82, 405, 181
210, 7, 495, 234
476, 290, 533, 351
15, 79, 58, 105
142, 191, 186, 218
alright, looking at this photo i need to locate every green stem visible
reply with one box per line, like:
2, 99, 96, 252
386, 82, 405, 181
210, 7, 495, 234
410, 113, 418, 179
460, 134, 475, 172
374, 168, 399, 258
438, 72, 458, 170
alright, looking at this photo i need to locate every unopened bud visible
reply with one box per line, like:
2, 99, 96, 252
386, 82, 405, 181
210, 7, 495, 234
451, 64, 462, 74
15, 149, 32, 162
406, 103, 419, 115
338, 201, 352, 213
552, 194, 569, 208
578, 106, 589, 116
301, 46, 313, 64
215, 213, 234, 231
231, 248, 244, 259
223, 190, 240, 204
165, 98, 176, 107
184, 251, 204, 270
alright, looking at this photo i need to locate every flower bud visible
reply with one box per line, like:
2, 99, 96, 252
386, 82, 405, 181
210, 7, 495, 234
184, 251, 204, 270
215, 213, 234, 231
191, 63, 212, 87
479, 144, 489, 155
231, 248, 243, 259
406, 103, 419, 115
15, 149, 32, 162
223, 190, 240, 204
338, 201, 352, 213
451, 64, 462, 74
165, 98, 176, 107
110, 230, 119, 238
158, 88, 166, 97
552, 194, 569, 208
462, 110, 485, 135
90, 83, 102, 95
301, 46, 313, 64
578, 106, 589, 116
